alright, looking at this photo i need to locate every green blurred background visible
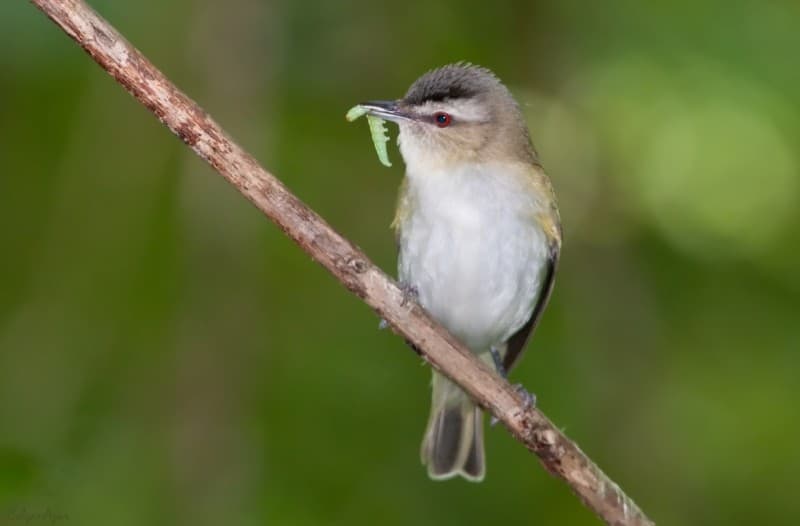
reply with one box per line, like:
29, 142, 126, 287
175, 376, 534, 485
2, 1, 799, 524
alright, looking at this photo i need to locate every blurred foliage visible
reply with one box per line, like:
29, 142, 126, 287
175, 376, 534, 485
1, 0, 799, 525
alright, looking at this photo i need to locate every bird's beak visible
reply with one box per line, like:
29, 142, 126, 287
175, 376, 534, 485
360, 100, 411, 123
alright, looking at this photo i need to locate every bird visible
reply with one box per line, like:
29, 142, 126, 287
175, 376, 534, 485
359, 63, 561, 482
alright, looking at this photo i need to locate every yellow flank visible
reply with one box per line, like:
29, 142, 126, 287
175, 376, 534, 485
391, 178, 410, 233
526, 165, 562, 249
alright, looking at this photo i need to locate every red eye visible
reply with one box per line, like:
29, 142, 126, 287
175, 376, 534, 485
434, 112, 452, 127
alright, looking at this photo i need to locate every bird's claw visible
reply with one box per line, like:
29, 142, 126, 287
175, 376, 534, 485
380, 282, 418, 328
513, 383, 537, 410
399, 281, 419, 307
490, 384, 537, 427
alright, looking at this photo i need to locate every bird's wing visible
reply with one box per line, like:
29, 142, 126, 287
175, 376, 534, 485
502, 240, 560, 373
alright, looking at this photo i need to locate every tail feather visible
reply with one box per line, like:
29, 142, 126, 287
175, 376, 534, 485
421, 372, 485, 482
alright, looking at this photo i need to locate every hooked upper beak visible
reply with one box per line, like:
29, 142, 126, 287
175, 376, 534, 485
359, 100, 412, 123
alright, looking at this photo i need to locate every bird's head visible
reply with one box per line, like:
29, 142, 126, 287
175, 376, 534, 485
361, 63, 536, 171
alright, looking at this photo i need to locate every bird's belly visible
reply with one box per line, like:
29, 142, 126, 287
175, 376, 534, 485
399, 206, 548, 351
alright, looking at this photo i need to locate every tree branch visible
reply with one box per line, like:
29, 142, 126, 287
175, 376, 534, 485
29, 1, 654, 524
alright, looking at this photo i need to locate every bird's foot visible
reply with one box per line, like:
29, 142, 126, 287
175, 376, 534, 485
513, 383, 537, 411
399, 281, 419, 307
489, 344, 536, 426
490, 386, 537, 426
379, 282, 418, 329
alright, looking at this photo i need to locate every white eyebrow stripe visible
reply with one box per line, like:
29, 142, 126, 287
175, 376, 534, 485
417, 99, 490, 123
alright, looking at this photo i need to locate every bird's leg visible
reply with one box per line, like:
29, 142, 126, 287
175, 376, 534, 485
489, 345, 536, 426
379, 281, 419, 329
489, 345, 508, 378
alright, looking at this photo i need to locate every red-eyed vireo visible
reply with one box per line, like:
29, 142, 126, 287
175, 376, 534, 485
360, 63, 561, 482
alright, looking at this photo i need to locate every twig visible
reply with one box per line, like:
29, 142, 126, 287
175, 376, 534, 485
28, 1, 654, 524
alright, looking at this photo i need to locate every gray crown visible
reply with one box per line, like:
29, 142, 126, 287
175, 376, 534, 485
403, 63, 502, 105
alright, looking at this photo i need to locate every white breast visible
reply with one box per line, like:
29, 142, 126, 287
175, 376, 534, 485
397, 163, 550, 352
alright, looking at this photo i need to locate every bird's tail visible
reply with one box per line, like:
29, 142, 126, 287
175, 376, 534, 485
420, 371, 485, 482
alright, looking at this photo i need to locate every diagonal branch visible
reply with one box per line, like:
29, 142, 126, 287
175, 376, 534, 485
28, 1, 654, 525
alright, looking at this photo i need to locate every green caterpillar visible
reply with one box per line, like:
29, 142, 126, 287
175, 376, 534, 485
346, 105, 391, 167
